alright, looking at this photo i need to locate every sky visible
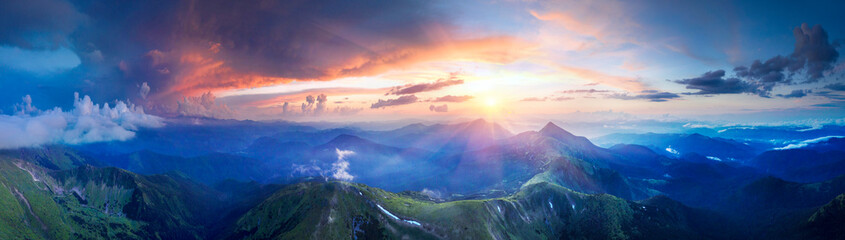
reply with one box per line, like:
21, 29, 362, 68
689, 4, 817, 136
2, 0, 845, 125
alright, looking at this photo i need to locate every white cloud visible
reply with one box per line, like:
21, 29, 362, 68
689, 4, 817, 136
0, 93, 164, 149
331, 148, 355, 181
13, 95, 38, 115
176, 92, 234, 118
140, 82, 150, 99
421, 188, 442, 199
280, 94, 361, 117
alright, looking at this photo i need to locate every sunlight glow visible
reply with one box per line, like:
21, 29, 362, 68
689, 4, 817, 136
485, 97, 498, 108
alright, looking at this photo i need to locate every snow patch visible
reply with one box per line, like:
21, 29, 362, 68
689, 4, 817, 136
376, 204, 422, 226
377, 204, 399, 220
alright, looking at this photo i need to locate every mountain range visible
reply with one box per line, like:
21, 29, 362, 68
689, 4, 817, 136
0, 119, 843, 239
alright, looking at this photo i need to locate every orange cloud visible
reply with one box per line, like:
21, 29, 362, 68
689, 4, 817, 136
331, 36, 535, 77
529, 1, 642, 49
530, 10, 604, 40
555, 64, 648, 92
145, 36, 533, 104
143, 48, 298, 101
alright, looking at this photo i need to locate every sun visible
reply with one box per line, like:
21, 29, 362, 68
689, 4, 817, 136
485, 97, 498, 108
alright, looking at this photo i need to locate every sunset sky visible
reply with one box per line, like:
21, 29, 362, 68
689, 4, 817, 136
2, 0, 844, 124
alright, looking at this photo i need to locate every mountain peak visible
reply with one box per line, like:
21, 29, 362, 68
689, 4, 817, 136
539, 122, 574, 137
467, 118, 489, 126
327, 134, 371, 145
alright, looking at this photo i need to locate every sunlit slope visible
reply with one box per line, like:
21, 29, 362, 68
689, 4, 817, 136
431, 122, 652, 199
223, 181, 729, 240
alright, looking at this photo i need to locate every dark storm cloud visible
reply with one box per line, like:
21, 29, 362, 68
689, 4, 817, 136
814, 91, 845, 101
430, 95, 474, 102
826, 83, 845, 91
734, 24, 839, 84
387, 74, 464, 95
371, 95, 419, 109
673, 70, 754, 95
733, 56, 795, 84
676, 24, 840, 97
776, 89, 811, 99
791, 24, 841, 80
173, 0, 447, 79
0, 0, 87, 49
1, 0, 475, 112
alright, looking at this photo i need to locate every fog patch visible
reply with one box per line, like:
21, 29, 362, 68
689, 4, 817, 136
331, 148, 355, 181
775, 136, 845, 150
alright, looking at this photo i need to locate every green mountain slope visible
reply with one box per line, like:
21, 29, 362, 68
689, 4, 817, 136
0, 154, 216, 239
222, 181, 734, 240
805, 194, 845, 239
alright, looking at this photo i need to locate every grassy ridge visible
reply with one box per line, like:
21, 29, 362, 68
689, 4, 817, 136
225, 181, 729, 239
0, 155, 213, 239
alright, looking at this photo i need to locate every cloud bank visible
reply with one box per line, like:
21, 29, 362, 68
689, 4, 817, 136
774, 136, 845, 150
0, 93, 164, 149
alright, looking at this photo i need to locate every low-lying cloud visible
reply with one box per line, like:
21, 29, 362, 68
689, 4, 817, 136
332, 148, 355, 181
0, 93, 164, 149
774, 136, 845, 150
